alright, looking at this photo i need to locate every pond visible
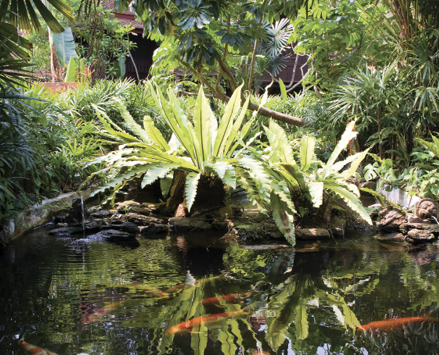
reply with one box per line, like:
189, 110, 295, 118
1, 227, 439, 355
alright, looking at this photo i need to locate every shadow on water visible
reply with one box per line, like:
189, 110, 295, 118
1, 227, 439, 354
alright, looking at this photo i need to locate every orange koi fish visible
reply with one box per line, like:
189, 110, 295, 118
357, 314, 438, 332
83, 300, 126, 324
19, 340, 58, 355
166, 309, 247, 334
252, 351, 269, 355
200, 291, 257, 305
165, 282, 187, 294
131, 282, 169, 299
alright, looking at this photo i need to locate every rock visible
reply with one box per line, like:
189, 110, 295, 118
219, 206, 233, 219
49, 220, 104, 235
168, 217, 211, 232
139, 224, 168, 236
110, 213, 164, 226
374, 232, 405, 241
407, 229, 436, 243
84, 220, 105, 232
414, 198, 439, 220
48, 226, 84, 236
54, 215, 66, 223
296, 228, 331, 240
100, 222, 139, 234
91, 210, 116, 218
400, 223, 439, 234
377, 210, 407, 232
88, 229, 136, 242
65, 197, 88, 224
407, 215, 428, 224
3, 188, 93, 242
116, 201, 151, 216
360, 181, 376, 190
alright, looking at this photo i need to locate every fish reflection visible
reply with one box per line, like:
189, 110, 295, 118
83, 300, 126, 324
131, 281, 169, 298
19, 340, 58, 355
166, 308, 249, 334
199, 291, 257, 305
357, 314, 439, 332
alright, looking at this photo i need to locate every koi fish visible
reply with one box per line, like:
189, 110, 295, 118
166, 309, 248, 334
200, 291, 257, 305
164, 282, 187, 294
357, 314, 438, 332
131, 282, 169, 299
83, 300, 126, 324
252, 351, 269, 355
19, 340, 58, 355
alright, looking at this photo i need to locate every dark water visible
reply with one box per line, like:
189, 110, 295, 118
1, 227, 439, 355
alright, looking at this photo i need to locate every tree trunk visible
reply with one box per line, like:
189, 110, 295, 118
166, 170, 187, 208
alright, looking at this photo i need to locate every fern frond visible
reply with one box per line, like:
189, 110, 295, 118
308, 181, 324, 208
326, 184, 372, 225
271, 191, 296, 246
185, 172, 201, 212
141, 163, 179, 188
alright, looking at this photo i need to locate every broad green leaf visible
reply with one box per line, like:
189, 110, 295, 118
65, 57, 77, 82
265, 120, 296, 165
271, 181, 296, 214
214, 84, 244, 157
326, 121, 357, 168
308, 181, 324, 208
332, 305, 345, 327
295, 300, 309, 340
279, 78, 287, 101
141, 163, 178, 188
341, 304, 361, 330
211, 161, 230, 179
342, 148, 370, 179
270, 191, 295, 246
223, 165, 236, 189
194, 86, 214, 162
326, 184, 372, 225
160, 174, 173, 197
300, 136, 315, 172
51, 26, 76, 66
143, 115, 170, 151
185, 172, 201, 212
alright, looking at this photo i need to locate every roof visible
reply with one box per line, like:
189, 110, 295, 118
101, 1, 143, 33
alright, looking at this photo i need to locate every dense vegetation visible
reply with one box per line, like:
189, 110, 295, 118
2, 0, 439, 244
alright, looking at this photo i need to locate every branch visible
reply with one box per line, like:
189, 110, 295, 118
217, 57, 238, 90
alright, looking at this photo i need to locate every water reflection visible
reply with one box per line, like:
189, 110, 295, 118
1, 229, 439, 354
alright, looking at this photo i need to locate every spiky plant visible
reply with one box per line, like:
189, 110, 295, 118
261, 120, 373, 245
84, 83, 272, 212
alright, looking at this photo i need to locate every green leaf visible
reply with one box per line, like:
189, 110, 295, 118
270, 191, 295, 246
211, 161, 229, 179
308, 181, 324, 208
295, 300, 309, 340
141, 164, 179, 188
143, 115, 170, 151
326, 184, 372, 225
194, 86, 215, 163
214, 84, 244, 157
65, 57, 77, 82
279, 78, 287, 101
300, 136, 315, 172
51, 26, 76, 66
160, 174, 173, 197
326, 121, 357, 168
341, 304, 361, 330
265, 120, 296, 165
223, 165, 236, 189
185, 172, 201, 212
115, 99, 151, 144
342, 148, 370, 179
